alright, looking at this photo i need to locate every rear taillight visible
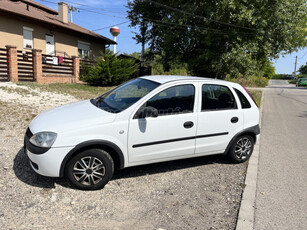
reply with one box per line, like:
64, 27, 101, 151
242, 86, 258, 107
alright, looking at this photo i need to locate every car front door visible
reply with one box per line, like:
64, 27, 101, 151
128, 83, 198, 164
195, 84, 243, 155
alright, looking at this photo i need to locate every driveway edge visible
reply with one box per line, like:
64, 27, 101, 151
236, 90, 264, 230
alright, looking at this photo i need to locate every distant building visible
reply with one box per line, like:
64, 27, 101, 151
0, 0, 115, 58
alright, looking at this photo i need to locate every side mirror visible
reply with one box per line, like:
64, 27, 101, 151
136, 106, 158, 119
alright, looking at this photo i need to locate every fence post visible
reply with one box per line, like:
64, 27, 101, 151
6, 45, 18, 82
72, 56, 80, 83
32, 49, 43, 84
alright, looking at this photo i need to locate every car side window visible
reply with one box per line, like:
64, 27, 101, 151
202, 84, 237, 111
140, 84, 195, 117
234, 88, 251, 109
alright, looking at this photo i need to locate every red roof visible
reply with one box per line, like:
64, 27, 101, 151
0, 0, 116, 44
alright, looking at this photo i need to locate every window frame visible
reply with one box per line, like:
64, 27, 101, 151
234, 88, 251, 109
134, 83, 196, 118
201, 84, 238, 112
23, 26, 34, 49
78, 41, 90, 58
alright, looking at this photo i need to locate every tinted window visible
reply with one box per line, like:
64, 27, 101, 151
234, 89, 251, 109
92, 78, 160, 113
202, 84, 237, 111
145, 84, 195, 116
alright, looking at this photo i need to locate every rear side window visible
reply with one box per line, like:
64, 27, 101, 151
146, 84, 195, 116
234, 89, 251, 109
202, 84, 237, 111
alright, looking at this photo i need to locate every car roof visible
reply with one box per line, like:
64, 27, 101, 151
140, 75, 236, 85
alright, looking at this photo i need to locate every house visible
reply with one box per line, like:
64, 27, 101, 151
0, 0, 116, 58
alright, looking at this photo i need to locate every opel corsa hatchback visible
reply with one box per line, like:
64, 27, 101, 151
24, 76, 260, 190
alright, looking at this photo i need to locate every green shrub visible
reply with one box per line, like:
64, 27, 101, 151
152, 62, 164, 75
168, 66, 189, 76
272, 74, 287, 79
225, 76, 269, 87
80, 52, 138, 86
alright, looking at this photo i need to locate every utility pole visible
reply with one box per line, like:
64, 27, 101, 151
68, 6, 78, 23
294, 55, 298, 76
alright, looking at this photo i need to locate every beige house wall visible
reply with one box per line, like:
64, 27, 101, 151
0, 14, 105, 58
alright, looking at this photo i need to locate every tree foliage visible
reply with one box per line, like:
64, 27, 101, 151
298, 62, 307, 75
127, 0, 307, 78
80, 51, 138, 86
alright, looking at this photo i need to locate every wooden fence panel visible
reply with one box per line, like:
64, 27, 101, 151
42, 54, 73, 75
17, 50, 34, 81
0, 48, 8, 81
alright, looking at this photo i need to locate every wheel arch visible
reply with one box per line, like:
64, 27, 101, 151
59, 140, 125, 177
223, 125, 260, 156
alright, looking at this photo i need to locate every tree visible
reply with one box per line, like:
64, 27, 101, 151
80, 51, 138, 86
261, 61, 276, 79
127, 0, 307, 78
298, 62, 307, 75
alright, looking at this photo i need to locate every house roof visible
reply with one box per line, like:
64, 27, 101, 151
0, 0, 116, 45
20, 0, 58, 15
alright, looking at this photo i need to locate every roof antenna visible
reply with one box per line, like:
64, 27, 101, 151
68, 5, 79, 23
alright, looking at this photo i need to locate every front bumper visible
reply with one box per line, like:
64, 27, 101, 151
25, 146, 74, 177
24, 128, 74, 177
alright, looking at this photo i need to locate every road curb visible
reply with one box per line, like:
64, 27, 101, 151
236, 90, 264, 230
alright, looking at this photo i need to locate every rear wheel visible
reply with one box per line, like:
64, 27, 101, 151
65, 149, 114, 190
228, 135, 254, 163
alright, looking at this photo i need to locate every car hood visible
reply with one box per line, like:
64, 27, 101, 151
29, 100, 116, 134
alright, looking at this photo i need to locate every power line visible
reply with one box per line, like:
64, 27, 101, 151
62, 0, 127, 15
144, 0, 257, 31
299, 51, 307, 59
38, 0, 256, 37
92, 21, 130, 31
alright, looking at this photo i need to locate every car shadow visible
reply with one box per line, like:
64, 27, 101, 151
13, 148, 70, 189
13, 147, 231, 190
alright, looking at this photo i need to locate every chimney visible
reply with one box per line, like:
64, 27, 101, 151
58, 2, 68, 23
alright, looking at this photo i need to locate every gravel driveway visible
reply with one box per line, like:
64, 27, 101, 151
0, 82, 247, 230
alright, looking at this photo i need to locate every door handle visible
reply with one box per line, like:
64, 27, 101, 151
231, 117, 239, 123
183, 121, 194, 128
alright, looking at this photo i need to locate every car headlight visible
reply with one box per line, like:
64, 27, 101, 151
29, 132, 57, 148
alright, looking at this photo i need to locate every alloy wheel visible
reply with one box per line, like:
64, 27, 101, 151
73, 156, 106, 186
234, 137, 252, 160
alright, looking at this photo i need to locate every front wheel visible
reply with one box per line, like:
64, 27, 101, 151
65, 149, 114, 190
228, 135, 254, 163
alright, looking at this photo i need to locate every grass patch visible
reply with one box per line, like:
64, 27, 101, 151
0, 86, 39, 97
225, 76, 269, 87
17, 83, 114, 100
249, 90, 262, 107
288, 80, 296, 84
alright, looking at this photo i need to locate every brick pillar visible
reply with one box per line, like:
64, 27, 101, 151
32, 49, 43, 84
72, 56, 81, 83
6, 45, 18, 82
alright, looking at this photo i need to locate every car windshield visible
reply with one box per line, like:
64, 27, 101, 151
91, 78, 160, 113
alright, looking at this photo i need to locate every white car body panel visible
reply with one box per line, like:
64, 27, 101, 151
25, 75, 260, 178
27, 146, 74, 177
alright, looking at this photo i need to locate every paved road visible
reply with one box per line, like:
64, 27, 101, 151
254, 80, 307, 229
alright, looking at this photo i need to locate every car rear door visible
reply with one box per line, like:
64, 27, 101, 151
195, 83, 243, 155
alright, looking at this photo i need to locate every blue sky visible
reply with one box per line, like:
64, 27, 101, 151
38, 0, 307, 74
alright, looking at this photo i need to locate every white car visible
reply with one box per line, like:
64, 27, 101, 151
24, 75, 260, 190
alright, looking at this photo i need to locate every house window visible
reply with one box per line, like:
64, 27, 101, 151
23, 26, 33, 49
78, 41, 90, 58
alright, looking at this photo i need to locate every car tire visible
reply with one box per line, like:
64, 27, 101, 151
65, 149, 114, 190
228, 135, 254, 163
